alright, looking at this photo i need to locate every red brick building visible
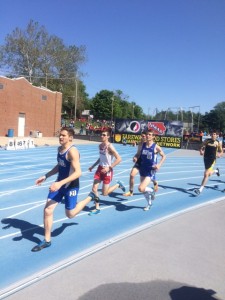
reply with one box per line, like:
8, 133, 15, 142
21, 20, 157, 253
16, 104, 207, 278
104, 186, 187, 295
0, 76, 62, 137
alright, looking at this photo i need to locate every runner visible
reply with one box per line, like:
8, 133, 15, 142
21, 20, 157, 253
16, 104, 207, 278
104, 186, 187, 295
32, 127, 95, 252
138, 129, 166, 211
123, 131, 159, 197
194, 130, 223, 195
88, 130, 125, 215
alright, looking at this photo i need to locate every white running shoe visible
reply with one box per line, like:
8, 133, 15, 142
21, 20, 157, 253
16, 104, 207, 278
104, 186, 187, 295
143, 205, 151, 211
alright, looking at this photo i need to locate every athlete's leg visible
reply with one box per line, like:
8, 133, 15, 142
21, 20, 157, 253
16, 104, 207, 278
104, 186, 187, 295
195, 159, 215, 195
138, 176, 152, 193
66, 193, 95, 218
90, 179, 100, 210
130, 167, 138, 191
124, 167, 138, 196
103, 180, 126, 195
92, 179, 100, 195
44, 199, 59, 242
31, 192, 61, 251
198, 168, 214, 193
139, 176, 153, 210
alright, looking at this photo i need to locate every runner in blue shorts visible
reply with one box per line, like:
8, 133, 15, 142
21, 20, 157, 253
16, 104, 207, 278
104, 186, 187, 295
32, 127, 95, 252
138, 129, 166, 211
123, 132, 146, 197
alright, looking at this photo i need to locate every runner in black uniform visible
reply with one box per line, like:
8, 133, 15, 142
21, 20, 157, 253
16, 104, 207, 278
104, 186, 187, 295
194, 131, 223, 195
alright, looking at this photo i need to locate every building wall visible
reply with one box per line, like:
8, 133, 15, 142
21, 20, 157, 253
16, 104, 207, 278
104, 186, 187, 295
0, 77, 62, 137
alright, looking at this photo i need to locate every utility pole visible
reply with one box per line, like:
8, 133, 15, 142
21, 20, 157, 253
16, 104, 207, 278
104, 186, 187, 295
132, 104, 135, 119
74, 77, 78, 121
189, 106, 200, 132
111, 96, 114, 124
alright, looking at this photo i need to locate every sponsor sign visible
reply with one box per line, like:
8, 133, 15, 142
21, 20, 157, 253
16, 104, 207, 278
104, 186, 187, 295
114, 119, 184, 148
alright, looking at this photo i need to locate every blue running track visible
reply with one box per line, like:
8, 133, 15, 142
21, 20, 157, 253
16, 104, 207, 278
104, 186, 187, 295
0, 144, 225, 297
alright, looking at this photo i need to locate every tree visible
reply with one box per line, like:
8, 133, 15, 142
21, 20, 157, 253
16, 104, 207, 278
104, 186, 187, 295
90, 89, 144, 121
0, 20, 86, 86
201, 102, 225, 132
91, 90, 114, 120
62, 79, 90, 120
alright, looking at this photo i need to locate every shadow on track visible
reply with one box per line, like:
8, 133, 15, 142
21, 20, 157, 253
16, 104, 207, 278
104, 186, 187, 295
1, 218, 77, 245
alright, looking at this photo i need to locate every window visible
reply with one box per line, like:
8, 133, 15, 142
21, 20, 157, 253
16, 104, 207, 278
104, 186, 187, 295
0, 83, 4, 89
42, 95, 47, 100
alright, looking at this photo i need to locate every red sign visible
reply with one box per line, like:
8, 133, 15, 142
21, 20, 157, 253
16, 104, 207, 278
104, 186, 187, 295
147, 122, 166, 135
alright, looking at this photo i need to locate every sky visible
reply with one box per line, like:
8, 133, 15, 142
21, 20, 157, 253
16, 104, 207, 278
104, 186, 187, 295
1, 0, 225, 115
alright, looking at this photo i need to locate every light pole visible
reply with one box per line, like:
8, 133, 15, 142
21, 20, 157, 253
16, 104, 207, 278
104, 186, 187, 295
166, 107, 181, 121
111, 96, 114, 124
148, 107, 150, 120
74, 78, 78, 121
132, 104, 135, 119
189, 106, 200, 132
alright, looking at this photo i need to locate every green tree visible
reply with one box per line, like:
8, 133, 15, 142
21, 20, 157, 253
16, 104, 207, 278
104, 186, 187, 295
0, 20, 86, 86
201, 102, 225, 132
0, 19, 88, 121
90, 90, 114, 120
90, 90, 144, 121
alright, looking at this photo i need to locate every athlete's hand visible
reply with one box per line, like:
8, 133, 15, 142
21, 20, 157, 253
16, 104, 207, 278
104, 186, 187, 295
153, 164, 159, 171
35, 176, 46, 185
133, 157, 137, 163
49, 182, 61, 192
101, 167, 108, 174
88, 167, 93, 172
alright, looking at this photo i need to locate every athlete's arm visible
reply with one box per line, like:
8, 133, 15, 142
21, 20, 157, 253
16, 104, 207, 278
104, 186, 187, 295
108, 145, 122, 169
89, 158, 100, 171
133, 142, 143, 162
35, 165, 59, 185
154, 145, 166, 170
217, 141, 223, 157
200, 139, 207, 156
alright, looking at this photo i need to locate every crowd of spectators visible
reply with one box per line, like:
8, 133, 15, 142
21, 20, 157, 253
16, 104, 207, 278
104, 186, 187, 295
61, 118, 115, 136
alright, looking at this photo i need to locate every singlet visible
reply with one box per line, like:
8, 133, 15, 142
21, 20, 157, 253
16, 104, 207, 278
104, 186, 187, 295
99, 143, 114, 167
57, 145, 79, 188
204, 139, 220, 160
140, 142, 157, 170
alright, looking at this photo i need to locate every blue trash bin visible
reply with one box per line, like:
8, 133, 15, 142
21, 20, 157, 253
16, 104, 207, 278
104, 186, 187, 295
8, 129, 14, 137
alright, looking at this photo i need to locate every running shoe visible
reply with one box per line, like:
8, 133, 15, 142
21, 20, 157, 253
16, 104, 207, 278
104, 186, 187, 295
143, 205, 151, 211
31, 239, 51, 252
123, 191, 133, 196
216, 168, 220, 177
117, 180, 126, 192
153, 181, 158, 192
194, 188, 200, 195
88, 209, 101, 216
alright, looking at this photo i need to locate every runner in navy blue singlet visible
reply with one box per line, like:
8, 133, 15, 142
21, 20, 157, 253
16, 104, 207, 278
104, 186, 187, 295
138, 130, 166, 211
32, 127, 95, 252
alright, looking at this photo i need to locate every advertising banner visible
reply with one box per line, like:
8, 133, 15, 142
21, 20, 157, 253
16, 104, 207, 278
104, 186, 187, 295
114, 119, 184, 148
